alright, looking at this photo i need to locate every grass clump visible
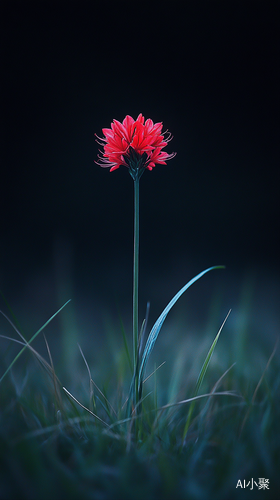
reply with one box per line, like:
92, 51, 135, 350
0, 298, 279, 500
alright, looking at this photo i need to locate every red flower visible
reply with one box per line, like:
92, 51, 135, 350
96, 114, 176, 179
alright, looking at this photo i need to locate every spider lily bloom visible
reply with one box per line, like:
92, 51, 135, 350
96, 114, 176, 180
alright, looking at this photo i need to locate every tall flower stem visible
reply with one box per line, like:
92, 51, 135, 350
133, 178, 140, 407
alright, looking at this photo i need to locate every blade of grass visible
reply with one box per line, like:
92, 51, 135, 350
138, 266, 225, 397
196, 309, 231, 393
91, 379, 118, 418
159, 390, 239, 410
239, 338, 279, 437
62, 386, 110, 427
0, 300, 71, 383
78, 343, 95, 412
143, 361, 166, 385
43, 333, 63, 411
182, 309, 231, 442
138, 302, 150, 357
0, 334, 62, 388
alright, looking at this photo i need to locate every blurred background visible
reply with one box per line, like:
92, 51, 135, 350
1, 1, 279, 379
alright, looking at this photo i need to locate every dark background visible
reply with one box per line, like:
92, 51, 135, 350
1, 1, 279, 362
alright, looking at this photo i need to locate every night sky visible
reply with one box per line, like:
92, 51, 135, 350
1, 1, 279, 348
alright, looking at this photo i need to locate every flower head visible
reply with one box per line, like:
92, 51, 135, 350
96, 114, 176, 180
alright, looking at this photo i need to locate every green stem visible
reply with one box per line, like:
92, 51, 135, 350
133, 178, 140, 406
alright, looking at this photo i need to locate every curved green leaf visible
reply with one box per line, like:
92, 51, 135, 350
138, 266, 224, 394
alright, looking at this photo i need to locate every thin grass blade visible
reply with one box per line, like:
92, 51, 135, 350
78, 343, 95, 411
0, 300, 71, 383
182, 309, 231, 441
138, 302, 150, 356
91, 379, 117, 418
0, 334, 62, 389
195, 309, 231, 395
62, 387, 110, 427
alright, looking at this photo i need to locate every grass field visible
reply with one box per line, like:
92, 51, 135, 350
0, 274, 279, 500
